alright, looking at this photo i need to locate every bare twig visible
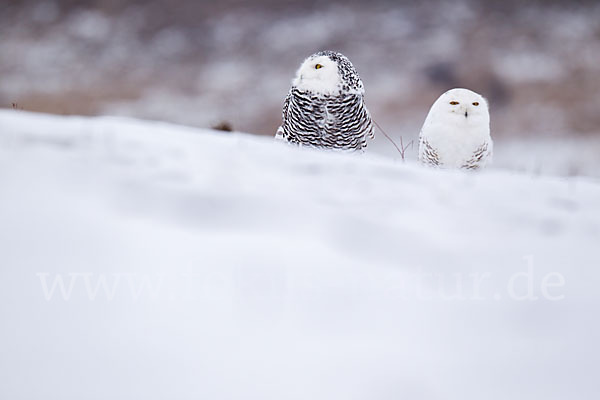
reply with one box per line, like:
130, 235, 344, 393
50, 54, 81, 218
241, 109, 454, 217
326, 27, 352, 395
373, 120, 414, 162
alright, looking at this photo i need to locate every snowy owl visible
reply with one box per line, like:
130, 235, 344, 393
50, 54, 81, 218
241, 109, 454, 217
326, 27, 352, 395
276, 51, 374, 151
418, 88, 493, 170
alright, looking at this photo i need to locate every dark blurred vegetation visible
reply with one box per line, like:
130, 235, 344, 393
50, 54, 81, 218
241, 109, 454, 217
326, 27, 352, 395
2, 0, 600, 140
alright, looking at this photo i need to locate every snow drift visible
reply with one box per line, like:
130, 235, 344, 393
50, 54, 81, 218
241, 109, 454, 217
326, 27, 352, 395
0, 110, 599, 400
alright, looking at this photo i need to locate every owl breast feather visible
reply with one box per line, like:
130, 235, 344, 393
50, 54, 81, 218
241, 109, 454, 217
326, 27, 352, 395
282, 88, 373, 151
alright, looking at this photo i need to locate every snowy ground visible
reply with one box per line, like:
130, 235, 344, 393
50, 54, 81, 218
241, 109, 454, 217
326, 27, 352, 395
1, 110, 599, 399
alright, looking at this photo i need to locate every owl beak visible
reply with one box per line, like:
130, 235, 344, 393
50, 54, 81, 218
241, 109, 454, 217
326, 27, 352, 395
464, 111, 468, 118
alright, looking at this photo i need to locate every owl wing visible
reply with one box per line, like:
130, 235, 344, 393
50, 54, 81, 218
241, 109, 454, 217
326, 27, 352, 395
461, 141, 492, 170
282, 91, 291, 122
349, 96, 374, 142
364, 103, 375, 140
275, 92, 292, 140
340, 95, 374, 147
418, 136, 441, 167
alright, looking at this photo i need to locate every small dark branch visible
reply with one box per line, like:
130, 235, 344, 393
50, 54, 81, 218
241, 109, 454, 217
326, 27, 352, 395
373, 120, 413, 162
399, 136, 414, 162
12, 102, 23, 110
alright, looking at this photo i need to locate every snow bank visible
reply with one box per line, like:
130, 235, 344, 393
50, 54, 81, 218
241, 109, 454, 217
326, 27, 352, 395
0, 110, 599, 399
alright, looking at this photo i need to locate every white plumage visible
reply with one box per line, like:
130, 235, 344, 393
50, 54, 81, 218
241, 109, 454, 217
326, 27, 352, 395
419, 88, 493, 170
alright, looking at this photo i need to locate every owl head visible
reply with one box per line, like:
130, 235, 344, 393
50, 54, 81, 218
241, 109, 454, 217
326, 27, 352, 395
427, 88, 489, 125
292, 51, 364, 96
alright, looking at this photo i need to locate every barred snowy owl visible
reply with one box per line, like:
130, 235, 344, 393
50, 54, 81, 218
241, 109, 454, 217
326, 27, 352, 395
418, 88, 493, 170
275, 51, 374, 151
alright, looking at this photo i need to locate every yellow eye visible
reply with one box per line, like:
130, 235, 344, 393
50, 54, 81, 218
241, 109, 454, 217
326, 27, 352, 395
449, 101, 459, 105
315, 64, 323, 69
472, 102, 480, 106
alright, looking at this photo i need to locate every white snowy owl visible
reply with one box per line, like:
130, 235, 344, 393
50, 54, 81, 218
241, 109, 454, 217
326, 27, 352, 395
275, 51, 374, 151
418, 88, 493, 170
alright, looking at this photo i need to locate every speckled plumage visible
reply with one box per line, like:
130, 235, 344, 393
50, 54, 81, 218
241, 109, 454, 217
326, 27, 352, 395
277, 51, 373, 151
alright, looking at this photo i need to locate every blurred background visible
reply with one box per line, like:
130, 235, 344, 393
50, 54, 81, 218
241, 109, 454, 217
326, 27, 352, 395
2, 0, 600, 173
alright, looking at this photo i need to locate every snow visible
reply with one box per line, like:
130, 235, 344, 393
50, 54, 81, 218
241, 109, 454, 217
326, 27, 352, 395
1, 110, 599, 399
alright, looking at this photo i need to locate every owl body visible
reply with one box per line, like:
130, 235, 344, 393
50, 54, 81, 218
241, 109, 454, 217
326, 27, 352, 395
419, 88, 493, 170
277, 51, 373, 151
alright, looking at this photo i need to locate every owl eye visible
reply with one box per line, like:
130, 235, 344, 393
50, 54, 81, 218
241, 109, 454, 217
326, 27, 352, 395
315, 64, 323, 69
449, 101, 459, 105
472, 102, 480, 106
